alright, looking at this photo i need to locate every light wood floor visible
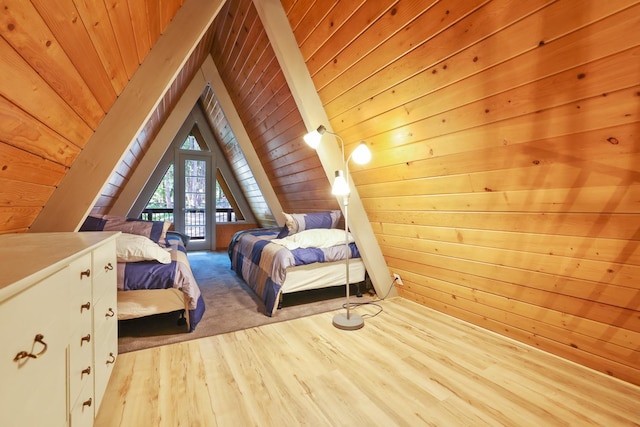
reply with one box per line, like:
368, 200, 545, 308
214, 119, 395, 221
95, 298, 640, 426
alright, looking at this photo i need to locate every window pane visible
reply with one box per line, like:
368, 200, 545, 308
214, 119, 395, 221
181, 134, 202, 150
184, 159, 206, 239
142, 164, 174, 223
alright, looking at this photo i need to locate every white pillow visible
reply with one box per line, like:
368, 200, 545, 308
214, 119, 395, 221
116, 233, 172, 264
271, 228, 353, 250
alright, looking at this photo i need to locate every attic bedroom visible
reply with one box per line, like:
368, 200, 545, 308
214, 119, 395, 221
1, 0, 639, 426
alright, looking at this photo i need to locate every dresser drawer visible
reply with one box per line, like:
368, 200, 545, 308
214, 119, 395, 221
94, 320, 118, 410
70, 384, 95, 427
93, 286, 117, 337
0, 267, 70, 427
68, 253, 93, 318
69, 325, 94, 402
92, 240, 116, 303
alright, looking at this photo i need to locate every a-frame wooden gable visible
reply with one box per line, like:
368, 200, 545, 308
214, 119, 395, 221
30, 0, 225, 232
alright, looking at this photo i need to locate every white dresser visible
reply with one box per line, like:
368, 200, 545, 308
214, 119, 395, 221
0, 232, 119, 427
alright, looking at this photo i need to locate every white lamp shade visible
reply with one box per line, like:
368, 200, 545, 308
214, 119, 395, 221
303, 129, 323, 148
331, 170, 350, 196
351, 142, 372, 164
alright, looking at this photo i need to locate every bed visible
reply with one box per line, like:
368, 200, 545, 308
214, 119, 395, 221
228, 210, 367, 316
80, 215, 205, 332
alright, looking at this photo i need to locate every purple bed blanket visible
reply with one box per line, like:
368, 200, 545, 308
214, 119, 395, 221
228, 228, 360, 316
117, 234, 205, 332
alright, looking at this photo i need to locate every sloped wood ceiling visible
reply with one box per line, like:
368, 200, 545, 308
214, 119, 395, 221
209, 0, 339, 216
94, 18, 216, 214
0, 0, 185, 231
280, 0, 640, 386
200, 84, 276, 227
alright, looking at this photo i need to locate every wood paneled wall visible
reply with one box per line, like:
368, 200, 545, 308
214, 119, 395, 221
200, 85, 276, 227
209, 0, 340, 217
93, 20, 216, 215
0, 0, 184, 233
283, 0, 640, 385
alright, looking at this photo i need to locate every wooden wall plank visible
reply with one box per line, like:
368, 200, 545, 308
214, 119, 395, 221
316, 0, 490, 99
201, 56, 280, 227
379, 223, 640, 266
356, 122, 639, 188
368, 211, 640, 242
364, 184, 640, 214
355, 86, 639, 174
209, 0, 233, 61
0, 1, 104, 129
0, 143, 67, 186
226, 3, 259, 83
0, 177, 53, 207
329, 0, 639, 131
0, 36, 93, 146
105, 0, 140, 78
237, 50, 279, 113
128, 0, 152, 61
381, 231, 640, 288
388, 254, 638, 316
296, 1, 367, 62
286, 0, 640, 385
0, 97, 80, 166
244, 76, 289, 132
0, 206, 40, 233
73, 0, 129, 93
211, 0, 335, 218
358, 150, 640, 198
358, 49, 638, 148
145, 0, 162, 45
32, 0, 117, 112
217, 0, 253, 68
160, 0, 182, 32
305, 0, 400, 81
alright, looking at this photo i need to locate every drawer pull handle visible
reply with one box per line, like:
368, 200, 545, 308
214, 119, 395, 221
106, 352, 116, 365
105, 308, 115, 318
81, 366, 91, 378
80, 302, 91, 312
81, 334, 91, 346
13, 334, 48, 362
80, 269, 91, 279
82, 398, 92, 409
105, 262, 114, 272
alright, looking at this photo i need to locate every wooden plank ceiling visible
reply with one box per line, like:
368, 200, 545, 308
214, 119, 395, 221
208, 0, 338, 217
0, 0, 638, 388
0, 0, 186, 231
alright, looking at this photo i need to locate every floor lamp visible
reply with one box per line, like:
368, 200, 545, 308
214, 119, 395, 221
304, 125, 372, 330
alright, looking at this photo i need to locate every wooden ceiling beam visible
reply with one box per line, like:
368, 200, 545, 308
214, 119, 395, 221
253, 0, 396, 298
108, 71, 208, 217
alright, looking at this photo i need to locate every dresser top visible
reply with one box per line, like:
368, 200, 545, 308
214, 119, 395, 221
0, 232, 119, 301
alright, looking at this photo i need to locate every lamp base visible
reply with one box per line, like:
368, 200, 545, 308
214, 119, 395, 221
332, 312, 364, 330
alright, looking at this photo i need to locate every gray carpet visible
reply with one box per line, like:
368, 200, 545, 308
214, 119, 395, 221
118, 251, 371, 353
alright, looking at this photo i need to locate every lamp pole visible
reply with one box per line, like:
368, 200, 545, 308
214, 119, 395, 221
331, 149, 365, 330
304, 125, 369, 330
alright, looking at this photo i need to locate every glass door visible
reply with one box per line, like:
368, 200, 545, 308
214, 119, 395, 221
176, 152, 213, 250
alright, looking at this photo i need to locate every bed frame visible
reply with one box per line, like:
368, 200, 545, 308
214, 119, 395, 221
117, 289, 190, 330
